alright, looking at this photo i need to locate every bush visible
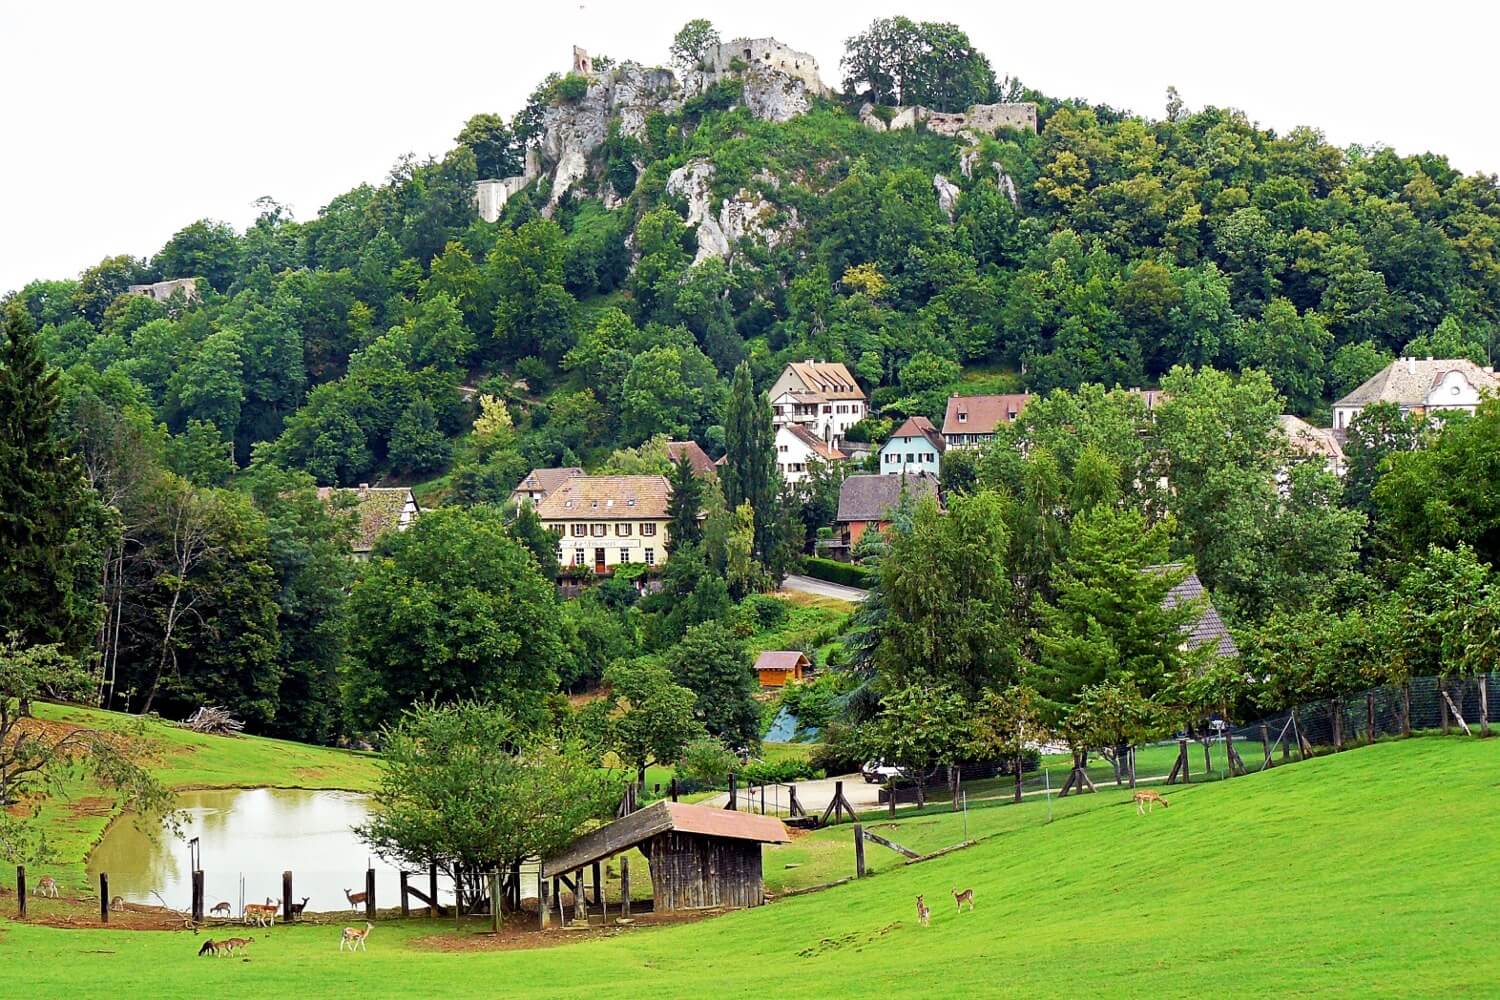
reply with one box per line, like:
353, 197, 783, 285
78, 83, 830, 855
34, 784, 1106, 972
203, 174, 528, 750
802, 557, 875, 589
778, 670, 851, 733
678, 736, 738, 787
741, 593, 789, 631
739, 756, 821, 784
554, 73, 589, 103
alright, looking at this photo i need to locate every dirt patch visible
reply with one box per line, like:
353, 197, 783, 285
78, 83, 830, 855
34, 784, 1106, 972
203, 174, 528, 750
30, 898, 199, 932
66, 796, 115, 819
408, 908, 712, 953
291, 767, 329, 780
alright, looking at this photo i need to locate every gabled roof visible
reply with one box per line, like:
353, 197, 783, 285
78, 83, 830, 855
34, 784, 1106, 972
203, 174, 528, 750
316, 486, 418, 554
836, 472, 938, 523
665, 440, 716, 476
780, 360, 866, 401
754, 650, 810, 672
942, 394, 1031, 436
514, 467, 583, 498
545, 800, 790, 874
781, 423, 847, 461
886, 415, 946, 454
534, 475, 672, 521
1159, 567, 1238, 658
1278, 415, 1344, 463
1334, 358, 1498, 408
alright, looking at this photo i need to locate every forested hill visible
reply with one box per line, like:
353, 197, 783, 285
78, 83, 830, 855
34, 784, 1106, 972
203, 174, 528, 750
10, 17, 1500, 496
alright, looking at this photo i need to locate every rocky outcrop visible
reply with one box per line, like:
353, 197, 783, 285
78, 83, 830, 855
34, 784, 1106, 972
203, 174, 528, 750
933, 174, 961, 222
876, 102, 1039, 137
666, 159, 799, 263
995, 165, 1019, 208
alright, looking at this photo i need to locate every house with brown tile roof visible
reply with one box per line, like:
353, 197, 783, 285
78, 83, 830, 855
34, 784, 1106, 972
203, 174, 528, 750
665, 440, 717, 477
316, 485, 420, 559
769, 359, 868, 449
1331, 357, 1498, 431
942, 393, 1030, 449
880, 415, 945, 477
835, 472, 938, 554
775, 422, 847, 484
511, 467, 584, 507
534, 475, 673, 574
1278, 414, 1345, 477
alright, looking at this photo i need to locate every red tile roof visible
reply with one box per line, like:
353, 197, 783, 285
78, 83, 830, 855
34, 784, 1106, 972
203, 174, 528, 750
783, 422, 847, 461
888, 415, 946, 453
942, 394, 1031, 436
666, 440, 716, 476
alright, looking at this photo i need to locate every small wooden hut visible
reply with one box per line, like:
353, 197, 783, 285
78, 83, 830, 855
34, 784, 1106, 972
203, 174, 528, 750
754, 650, 811, 688
545, 801, 789, 911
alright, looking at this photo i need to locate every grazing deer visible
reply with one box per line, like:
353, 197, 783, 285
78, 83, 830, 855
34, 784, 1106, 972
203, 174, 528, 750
340, 921, 373, 953
110, 895, 126, 912
1134, 790, 1170, 814
953, 887, 975, 913
915, 894, 930, 927
243, 898, 279, 927
220, 936, 253, 955
289, 896, 310, 920
210, 901, 232, 917
198, 939, 220, 957
344, 887, 367, 912
34, 875, 58, 898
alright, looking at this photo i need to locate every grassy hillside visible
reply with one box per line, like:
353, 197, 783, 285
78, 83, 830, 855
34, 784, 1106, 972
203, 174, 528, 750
8, 736, 1496, 998
21, 703, 378, 881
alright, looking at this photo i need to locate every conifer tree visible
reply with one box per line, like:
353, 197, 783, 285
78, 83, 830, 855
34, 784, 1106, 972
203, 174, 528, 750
665, 452, 704, 554
719, 361, 778, 565
0, 302, 105, 654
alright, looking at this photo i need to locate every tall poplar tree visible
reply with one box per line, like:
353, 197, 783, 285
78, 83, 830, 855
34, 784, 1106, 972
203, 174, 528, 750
665, 452, 704, 553
0, 302, 105, 655
719, 362, 778, 564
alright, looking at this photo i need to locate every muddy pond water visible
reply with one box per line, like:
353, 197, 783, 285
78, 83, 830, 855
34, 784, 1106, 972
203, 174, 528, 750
87, 787, 430, 914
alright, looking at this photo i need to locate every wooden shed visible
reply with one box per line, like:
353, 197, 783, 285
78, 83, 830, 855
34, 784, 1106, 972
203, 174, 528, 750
754, 650, 810, 688
544, 801, 790, 912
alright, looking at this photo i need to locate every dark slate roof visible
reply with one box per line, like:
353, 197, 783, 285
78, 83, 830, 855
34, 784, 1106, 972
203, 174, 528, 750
1159, 567, 1238, 658
836, 473, 938, 522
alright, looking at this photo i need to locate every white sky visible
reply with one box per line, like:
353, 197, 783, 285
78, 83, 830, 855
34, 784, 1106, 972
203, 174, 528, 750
2, 0, 1496, 297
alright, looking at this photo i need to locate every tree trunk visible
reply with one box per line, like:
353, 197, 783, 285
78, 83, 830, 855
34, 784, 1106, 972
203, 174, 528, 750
1013, 754, 1023, 804
1401, 683, 1412, 737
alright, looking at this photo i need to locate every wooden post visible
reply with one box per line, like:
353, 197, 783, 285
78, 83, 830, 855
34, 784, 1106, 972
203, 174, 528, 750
1367, 692, 1377, 744
539, 869, 549, 929
552, 876, 562, 926
429, 863, 439, 919
834, 780, 846, 820
620, 857, 631, 918
853, 824, 866, 878
574, 868, 585, 922
365, 867, 376, 920
490, 871, 502, 933
591, 862, 602, 909
670, 777, 678, 802
191, 869, 204, 925
1440, 677, 1450, 735
511, 861, 521, 913
16, 866, 26, 919
99, 872, 109, 923
1401, 684, 1412, 737
400, 872, 411, 918
888, 780, 897, 817
454, 864, 464, 928
1014, 755, 1024, 803
1201, 738, 1211, 776
1223, 727, 1237, 778
1480, 674, 1491, 738
1261, 723, 1273, 769
727, 773, 737, 811
282, 871, 293, 924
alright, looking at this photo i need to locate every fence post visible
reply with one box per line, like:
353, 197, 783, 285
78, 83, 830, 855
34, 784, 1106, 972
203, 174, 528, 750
574, 868, 585, 922
365, 867, 376, 921
16, 866, 25, 919
490, 871, 502, 933
727, 773, 737, 811
1014, 755, 1025, 803
1481, 674, 1491, 738
282, 871, 293, 923
591, 862, 602, 910
853, 823, 866, 878
400, 871, 411, 918
670, 777, 678, 802
429, 863, 439, 919
1261, 723, 1273, 769
1367, 692, 1377, 745
834, 780, 846, 820
1440, 676, 1451, 735
99, 872, 109, 923
1181, 737, 1191, 784
620, 857, 631, 919
1223, 727, 1237, 778
191, 869, 204, 925
538, 869, 549, 929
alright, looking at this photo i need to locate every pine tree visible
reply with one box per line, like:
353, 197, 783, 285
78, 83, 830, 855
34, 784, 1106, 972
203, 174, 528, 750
0, 302, 105, 654
665, 452, 704, 553
720, 361, 778, 564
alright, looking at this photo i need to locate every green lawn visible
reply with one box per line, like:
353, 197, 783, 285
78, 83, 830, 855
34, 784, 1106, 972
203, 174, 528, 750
8, 735, 1497, 997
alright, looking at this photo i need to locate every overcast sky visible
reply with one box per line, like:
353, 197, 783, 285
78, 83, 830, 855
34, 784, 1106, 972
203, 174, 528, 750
3, 1, 1496, 296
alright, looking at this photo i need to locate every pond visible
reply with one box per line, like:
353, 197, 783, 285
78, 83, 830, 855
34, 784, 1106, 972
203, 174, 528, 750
88, 787, 427, 914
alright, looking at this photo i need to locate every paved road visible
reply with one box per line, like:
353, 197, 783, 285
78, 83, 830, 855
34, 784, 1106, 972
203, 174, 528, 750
703, 772, 883, 813
780, 574, 869, 602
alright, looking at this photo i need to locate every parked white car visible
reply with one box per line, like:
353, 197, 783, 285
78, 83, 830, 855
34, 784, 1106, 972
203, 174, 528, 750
861, 760, 903, 784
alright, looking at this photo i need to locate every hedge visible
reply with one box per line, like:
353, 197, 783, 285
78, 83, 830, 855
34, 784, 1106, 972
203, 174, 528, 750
801, 557, 874, 589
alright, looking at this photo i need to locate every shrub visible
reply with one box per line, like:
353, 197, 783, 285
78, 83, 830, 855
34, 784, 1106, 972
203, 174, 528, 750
739, 756, 821, 784
554, 73, 589, 103
741, 593, 789, 631
678, 736, 737, 787
802, 557, 874, 589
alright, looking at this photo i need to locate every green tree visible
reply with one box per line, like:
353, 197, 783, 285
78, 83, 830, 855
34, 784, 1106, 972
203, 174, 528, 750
841, 17, 996, 110
968, 685, 1050, 802
389, 397, 451, 476
153, 219, 240, 292
348, 507, 564, 730
664, 620, 760, 750
720, 361, 778, 566
455, 113, 522, 178
168, 419, 236, 487
604, 658, 704, 783
666, 451, 705, 553
670, 19, 720, 73
858, 683, 971, 808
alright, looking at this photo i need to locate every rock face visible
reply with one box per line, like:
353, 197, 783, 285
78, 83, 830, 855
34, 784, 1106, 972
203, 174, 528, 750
933, 173, 961, 222
879, 102, 1039, 136
474, 176, 531, 223
666, 159, 798, 263
693, 38, 830, 96
995, 165, 1019, 208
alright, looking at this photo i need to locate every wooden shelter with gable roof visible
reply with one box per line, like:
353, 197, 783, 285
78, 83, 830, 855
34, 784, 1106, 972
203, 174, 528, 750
544, 801, 789, 912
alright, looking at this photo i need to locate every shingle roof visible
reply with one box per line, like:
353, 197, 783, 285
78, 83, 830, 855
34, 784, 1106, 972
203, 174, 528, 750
545, 800, 790, 874
316, 486, 418, 554
1159, 567, 1238, 658
942, 394, 1031, 436
1334, 358, 1498, 408
887, 415, 946, 453
514, 467, 583, 499
783, 423, 847, 461
1278, 415, 1344, 463
534, 475, 672, 521
665, 441, 716, 476
783, 360, 866, 401
836, 473, 938, 522
754, 650, 810, 672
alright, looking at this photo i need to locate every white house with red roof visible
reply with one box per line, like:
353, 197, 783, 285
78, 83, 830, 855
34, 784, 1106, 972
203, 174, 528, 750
775, 423, 847, 484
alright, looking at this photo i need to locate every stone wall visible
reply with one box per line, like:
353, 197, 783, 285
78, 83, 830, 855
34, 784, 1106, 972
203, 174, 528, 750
698, 37, 829, 96
127, 277, 199, 303
871, 101, 1038, 136
474, 176, 531, 223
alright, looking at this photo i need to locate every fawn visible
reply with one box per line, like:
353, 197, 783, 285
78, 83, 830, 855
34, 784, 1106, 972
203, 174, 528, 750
915, 895, 930, 927
344, 887, 367, 912
340, 921, 373, 953
1134, 790, 1169, 814
220, 936, 254, 956
34, 875, 58, 898
243, 898, 279, 926
953, 887, 975, 913
198, 939, 221, 957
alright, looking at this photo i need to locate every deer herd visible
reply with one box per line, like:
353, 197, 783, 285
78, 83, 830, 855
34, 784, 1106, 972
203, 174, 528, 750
193, 891, 378, 956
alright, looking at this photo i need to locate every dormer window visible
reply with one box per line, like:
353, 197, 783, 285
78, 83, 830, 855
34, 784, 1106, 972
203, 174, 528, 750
958, 412, 968, 423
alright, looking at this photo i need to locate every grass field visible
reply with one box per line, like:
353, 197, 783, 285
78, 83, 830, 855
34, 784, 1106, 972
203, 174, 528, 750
7, 735, 1496, 998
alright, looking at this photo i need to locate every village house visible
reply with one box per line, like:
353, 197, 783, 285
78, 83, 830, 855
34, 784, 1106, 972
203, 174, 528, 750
1158, 567, 1239, 659
534, 475, 672, 574
942, 393, 1030, 449
834, 472, 939, 556
775, 423, 846, 484
316, 485, 420, 559
753, 650, 811, 688
768, 360, 868, 449
1278, 414, 1346, 477
665, 440, 717, 477
1331, 357, 1498, 431
880, 415, 945, 477
511, 466, 584, 507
